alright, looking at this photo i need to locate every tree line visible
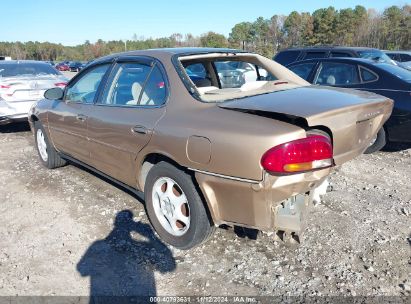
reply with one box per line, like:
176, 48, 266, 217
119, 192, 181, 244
0, 5, 409, 61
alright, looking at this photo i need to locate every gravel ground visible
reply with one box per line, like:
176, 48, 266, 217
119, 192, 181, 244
0, 123, 410, 299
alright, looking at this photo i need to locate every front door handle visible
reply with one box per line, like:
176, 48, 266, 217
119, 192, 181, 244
76, 114, 87, 122
132, 125, 149, 134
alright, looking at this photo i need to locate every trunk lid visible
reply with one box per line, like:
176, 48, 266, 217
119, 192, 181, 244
219, 86, 393, 165
0, 75, 67, 101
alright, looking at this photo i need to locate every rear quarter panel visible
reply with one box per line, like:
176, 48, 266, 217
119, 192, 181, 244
138, 101, 306, 182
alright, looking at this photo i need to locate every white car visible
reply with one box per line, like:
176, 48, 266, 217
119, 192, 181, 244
0, 60, 68, 125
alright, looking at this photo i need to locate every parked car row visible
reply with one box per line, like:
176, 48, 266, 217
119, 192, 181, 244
26, 48, 393, 249
55, 61, 88, 72
274, 46, 411, 153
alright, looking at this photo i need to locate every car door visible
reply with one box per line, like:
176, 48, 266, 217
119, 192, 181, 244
47, 64, 111, 163
87, 58, 167, 186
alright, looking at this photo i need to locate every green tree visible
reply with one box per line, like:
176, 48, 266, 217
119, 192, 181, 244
229, 22, 253, 50
312, 7, 338, 44
200, 32, 228, 48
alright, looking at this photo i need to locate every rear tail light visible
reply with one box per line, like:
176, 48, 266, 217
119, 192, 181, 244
55, 82, 67, 88
261, 134, 333, 174
0, 85, 10, 89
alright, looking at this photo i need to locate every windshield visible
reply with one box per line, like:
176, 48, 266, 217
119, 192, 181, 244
358, 50, 393, 64
378, 64, 411, 82
0, 62, 61, 77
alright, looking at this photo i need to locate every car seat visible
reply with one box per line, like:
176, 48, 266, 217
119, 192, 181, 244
127, 82, 152, 106
326, 75, 336, 85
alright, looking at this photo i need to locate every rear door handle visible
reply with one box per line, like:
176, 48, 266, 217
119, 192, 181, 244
76, 114, 87, 122
132, 125, 150, 134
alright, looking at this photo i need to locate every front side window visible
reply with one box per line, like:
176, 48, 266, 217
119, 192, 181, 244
65, 64, 109, 103
101, 62, 167, 107
314, 62, 359, 86
289, 62, 316, 80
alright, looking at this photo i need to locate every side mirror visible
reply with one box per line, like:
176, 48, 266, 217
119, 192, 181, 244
44, 87, 64, 100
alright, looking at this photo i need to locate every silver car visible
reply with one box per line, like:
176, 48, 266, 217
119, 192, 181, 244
0, 60, 68, 125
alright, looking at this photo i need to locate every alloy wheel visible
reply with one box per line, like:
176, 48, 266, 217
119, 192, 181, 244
152, 177, 190, 236
36, 129, 48, 162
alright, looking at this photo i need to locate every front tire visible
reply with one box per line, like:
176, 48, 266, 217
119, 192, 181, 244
144, 162, 214, 249
34, 121, 66, 169
364, 127, 386, 154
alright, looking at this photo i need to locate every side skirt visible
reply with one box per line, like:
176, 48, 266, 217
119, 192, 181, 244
59, 152, 144, 200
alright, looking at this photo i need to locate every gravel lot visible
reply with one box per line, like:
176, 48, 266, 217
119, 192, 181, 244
0, 117, 410, 298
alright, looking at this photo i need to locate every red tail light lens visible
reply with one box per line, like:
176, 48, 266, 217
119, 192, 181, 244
55, 82, 67, 88
0, 85, 11, 89
261, 135, 333, 174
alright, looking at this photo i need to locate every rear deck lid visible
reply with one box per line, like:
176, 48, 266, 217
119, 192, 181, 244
219, 85, 393, 165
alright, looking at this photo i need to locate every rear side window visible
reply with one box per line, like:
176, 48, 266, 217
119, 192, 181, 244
304, 52, 327, 60
66, 64, 110, 103
360, 67, 378, 82
289, 62, 316, 80
330, 52, 352, 58
101, 62, 167, 107
314, 62, 359, 86
274, 51, 301, 66
0, 62, 60, 77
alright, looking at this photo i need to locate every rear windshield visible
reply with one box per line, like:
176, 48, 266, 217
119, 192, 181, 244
378, 64, 411, 81
0, 62, 61, 77
357, 50, 393, 64
178, 54, 305, 103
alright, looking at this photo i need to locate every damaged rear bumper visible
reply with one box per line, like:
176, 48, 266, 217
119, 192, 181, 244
195, 168, 332, 236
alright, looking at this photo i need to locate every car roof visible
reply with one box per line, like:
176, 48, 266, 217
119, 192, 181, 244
287, 57, 395, 68
91, 47, 247, 64
279, 46, 378, 52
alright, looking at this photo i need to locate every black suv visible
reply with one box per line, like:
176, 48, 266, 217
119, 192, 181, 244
273, 46, 394, 66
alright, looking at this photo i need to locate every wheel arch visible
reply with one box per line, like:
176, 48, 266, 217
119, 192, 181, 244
29, 114, 39, 122
138, 152, 187, 191
138, 152, 217, 226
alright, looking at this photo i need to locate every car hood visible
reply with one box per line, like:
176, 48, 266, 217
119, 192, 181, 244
219, 85, 394, 165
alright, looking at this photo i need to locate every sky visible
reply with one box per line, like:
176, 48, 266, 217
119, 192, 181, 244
1, 0, 407, 46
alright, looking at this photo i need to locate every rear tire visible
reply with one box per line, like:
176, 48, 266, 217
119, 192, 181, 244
34, 121, 66, 169
364, 127, 386, 154
144, 161, 214, 249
